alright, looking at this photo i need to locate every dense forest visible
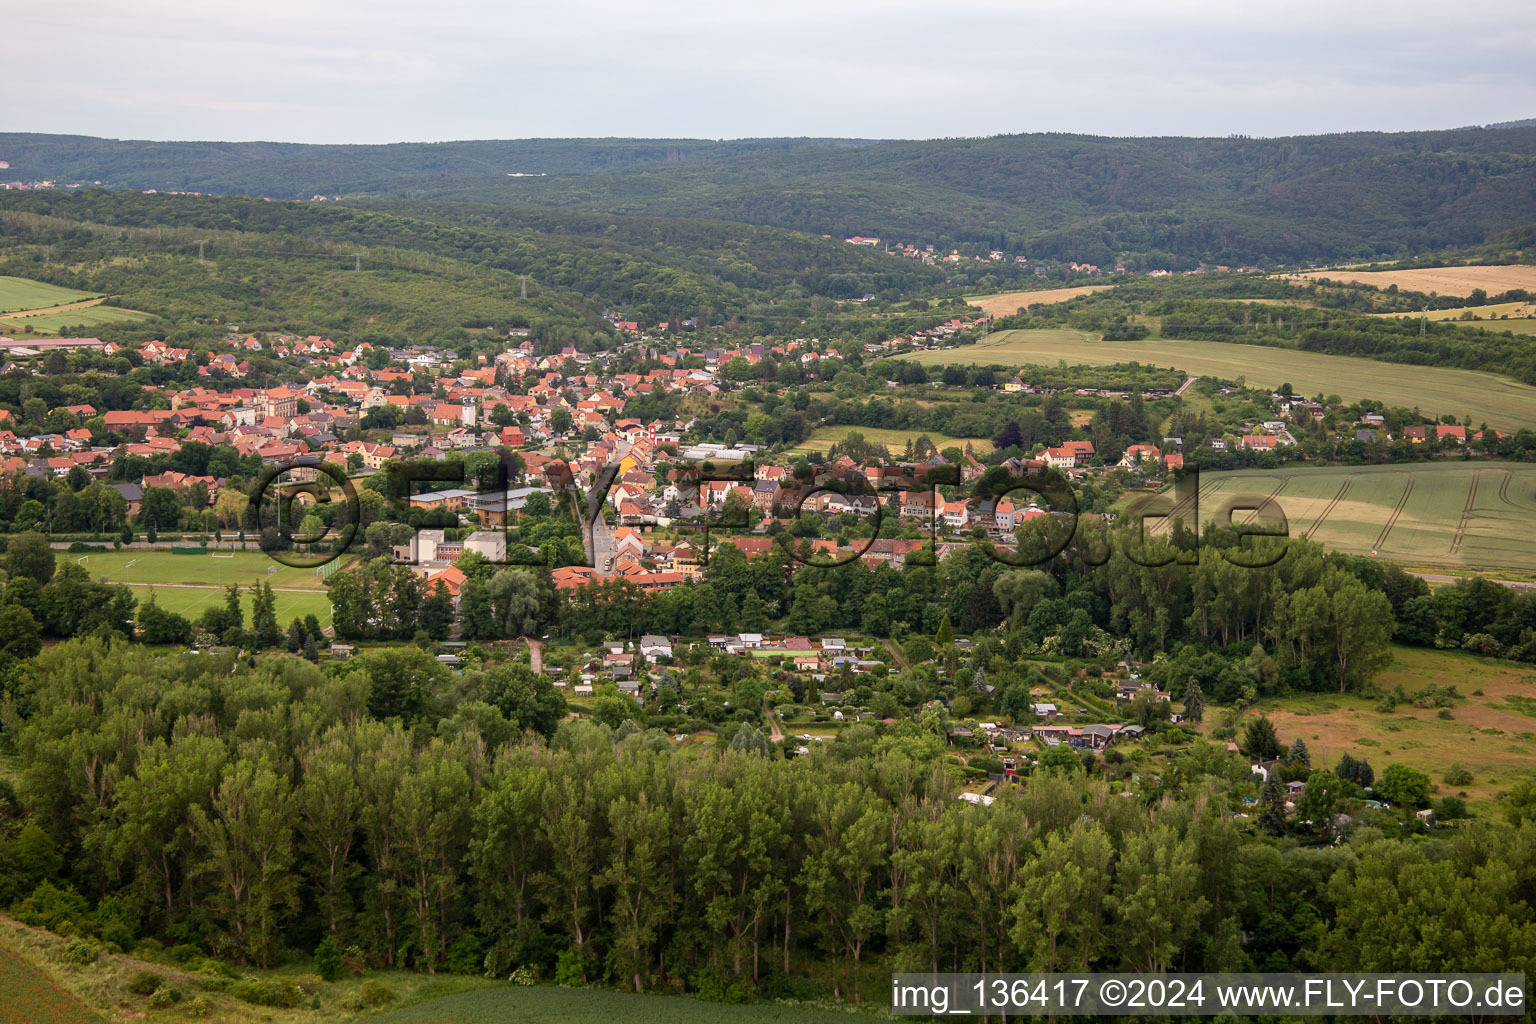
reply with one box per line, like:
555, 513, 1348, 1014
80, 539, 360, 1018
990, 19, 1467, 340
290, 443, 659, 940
1, 637, 1534, 1002
8, 128, 1536, 263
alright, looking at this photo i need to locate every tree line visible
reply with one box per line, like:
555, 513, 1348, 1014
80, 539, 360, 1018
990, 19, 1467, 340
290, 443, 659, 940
2, 637, 1534, 1001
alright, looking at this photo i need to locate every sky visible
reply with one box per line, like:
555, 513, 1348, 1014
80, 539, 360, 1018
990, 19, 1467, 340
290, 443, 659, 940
7, 0, 1536, 144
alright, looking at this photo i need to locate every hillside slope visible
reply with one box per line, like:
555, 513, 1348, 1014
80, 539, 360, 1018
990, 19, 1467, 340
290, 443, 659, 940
7, 128, 1536, 264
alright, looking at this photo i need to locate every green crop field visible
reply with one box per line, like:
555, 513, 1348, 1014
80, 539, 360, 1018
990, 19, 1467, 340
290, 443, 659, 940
892, 329, 1536, 431
0, 275, 101, 313
74, 550, 336, 628
1212, 647, 1536, 807
1146, 461, 1536, 573
3, 305, 153, 334
377, 985, 874, 1024
789, 425, 994, 456
0, 944, 103, 1024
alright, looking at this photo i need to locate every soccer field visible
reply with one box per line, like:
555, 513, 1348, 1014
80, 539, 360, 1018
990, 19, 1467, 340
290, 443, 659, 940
75, 550, 336, 627
893, 329, 1536, 431
1149, 461, 1536, 572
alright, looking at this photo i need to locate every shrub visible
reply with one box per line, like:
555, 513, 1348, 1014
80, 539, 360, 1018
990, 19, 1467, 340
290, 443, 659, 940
342, 944, 368, 976
1444, 764, 1475, 786
61, 939, 97, 966
127, 970, 163, 996
356, 980, 397, 1007
445, 933, 483, 976
294, 973, 324, 996
554, 949, 585, 987
510, 965, 537, 986
14, 880, 91, 933
313, 935, 342, 982
147, 987, 183, 1008
168, 942, 201, 964
183, 995, 213, 1018
230, 976, 300, 1008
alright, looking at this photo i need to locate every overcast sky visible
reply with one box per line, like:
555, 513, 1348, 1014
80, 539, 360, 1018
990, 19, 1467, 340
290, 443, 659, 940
7, 0, 1535, 143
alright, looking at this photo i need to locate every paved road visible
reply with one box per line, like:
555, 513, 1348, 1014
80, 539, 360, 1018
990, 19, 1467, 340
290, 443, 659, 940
1174, 376, 1198, 396
590, 515, 617, 576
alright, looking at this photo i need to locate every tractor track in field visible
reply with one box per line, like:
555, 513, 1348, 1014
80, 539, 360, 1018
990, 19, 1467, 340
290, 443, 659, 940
1449, 471, 1482, 555
1240, 478, 1290, 525
1146, 478, 1221, 535
1305, 475, 1355, 541
1497, 469, 1530, 511
1373, 478, 1415, 553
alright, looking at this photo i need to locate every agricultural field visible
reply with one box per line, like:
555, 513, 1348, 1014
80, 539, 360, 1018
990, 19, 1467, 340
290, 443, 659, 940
377, 984, 875, 1024
966, 284, 1110, 316
75, 550, 337, 628
0, 942, 102, 1024
1215, 647, 1536, 807
1148, 461, 1536, 573
1290, 264, 1536, 297
1371, 300, 1536, 337
895, 328, 1536, 431
0, 305, 153, 335
0, 273, 150, 337
789, 425, 994, 456
0, 275, 100, 313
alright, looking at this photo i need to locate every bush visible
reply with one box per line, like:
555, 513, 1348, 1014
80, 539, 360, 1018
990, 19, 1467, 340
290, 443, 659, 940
1444, 764, 1475, 786
127, 970, 163, 996
356, 980, 397, 1007
445, 933, 483, 976
294, 973, 324, 996
14, 880, 91, 933
510, 965, 537, 986
61, 939, 97, 966
554, 949, 586, 987
313, 935, 342, 982
230, 977, 301, 1008
147, 987, 183, 1008
183, 995, 213, 1018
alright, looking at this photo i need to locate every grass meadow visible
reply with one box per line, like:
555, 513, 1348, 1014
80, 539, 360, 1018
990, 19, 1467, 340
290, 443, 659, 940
893, 328, 1536, 431
1213, 647, 1536, 808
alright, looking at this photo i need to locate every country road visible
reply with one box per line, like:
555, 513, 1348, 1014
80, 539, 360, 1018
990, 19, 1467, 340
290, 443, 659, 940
1174, 375, 1197, 396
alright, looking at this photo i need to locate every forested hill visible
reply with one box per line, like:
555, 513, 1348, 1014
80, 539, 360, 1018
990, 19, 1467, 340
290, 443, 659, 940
6, 127, 1536, 265
0, 134, 874, 195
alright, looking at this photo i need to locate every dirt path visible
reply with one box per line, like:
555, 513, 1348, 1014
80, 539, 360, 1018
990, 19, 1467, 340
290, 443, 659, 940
883, 638, 909, 671
763, 696, 784, 743
527, 637, 543, 673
